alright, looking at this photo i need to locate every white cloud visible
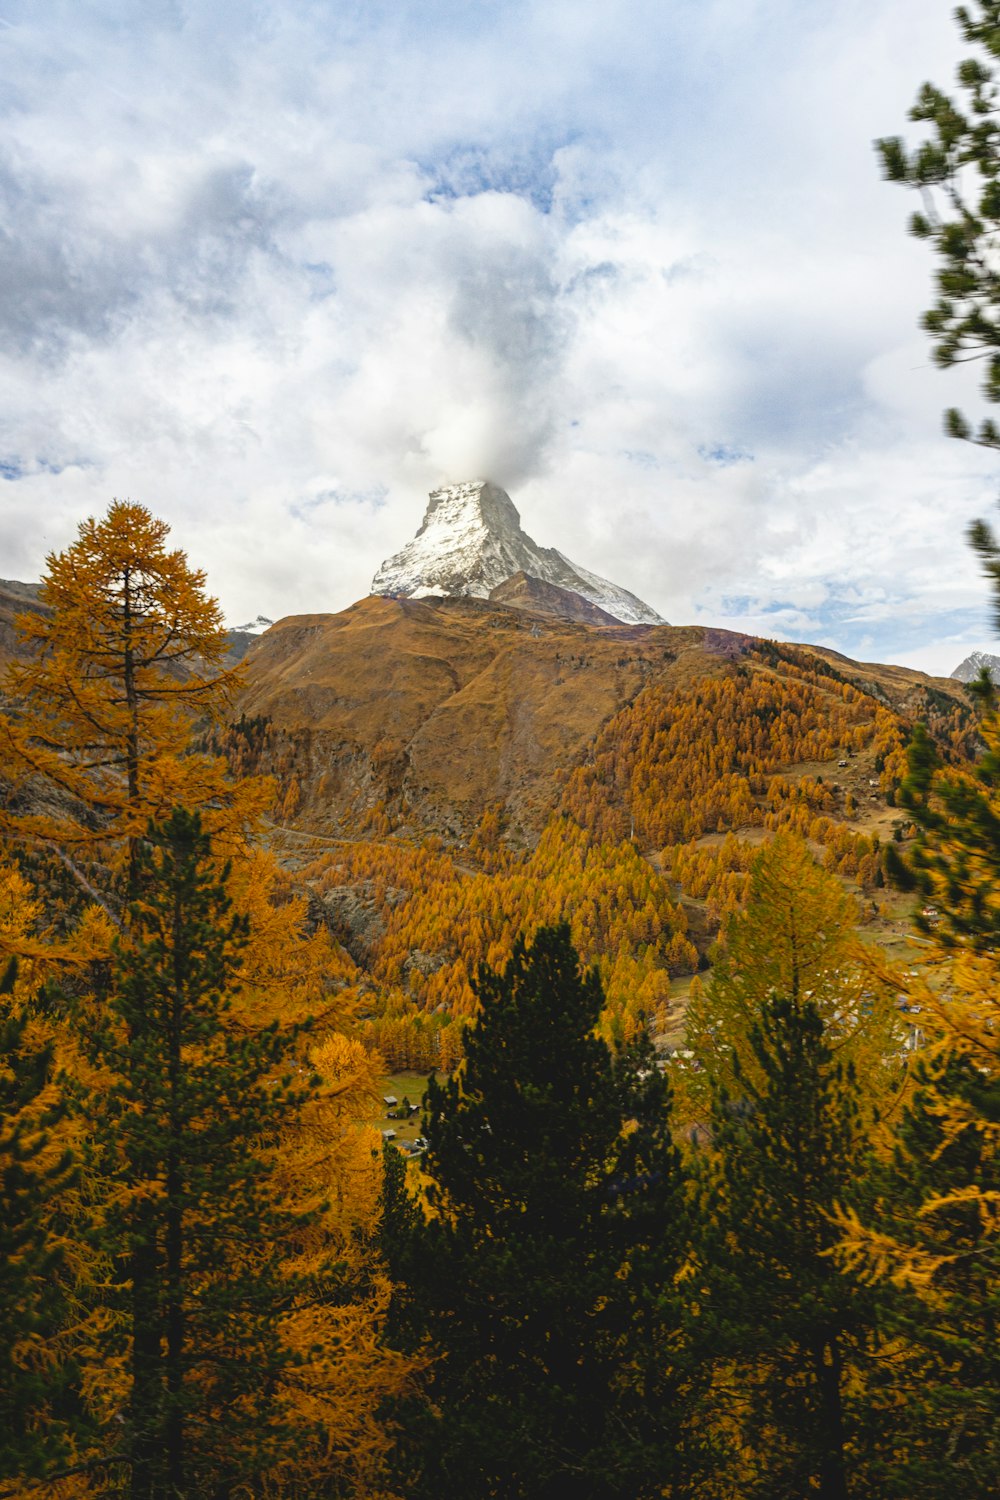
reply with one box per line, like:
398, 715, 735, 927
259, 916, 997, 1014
0, 0, 995, 681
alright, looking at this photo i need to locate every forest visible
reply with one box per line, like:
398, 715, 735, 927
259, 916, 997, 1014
0, 498, 996, 1499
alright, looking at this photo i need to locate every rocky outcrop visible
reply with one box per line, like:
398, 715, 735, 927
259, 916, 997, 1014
488, 572, 623, 626
951, 649, 1000, 684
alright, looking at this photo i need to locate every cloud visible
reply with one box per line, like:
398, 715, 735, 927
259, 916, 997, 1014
0, 0, 994, 678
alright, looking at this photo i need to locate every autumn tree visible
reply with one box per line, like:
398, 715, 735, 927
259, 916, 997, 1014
838, 945, 1000, 1497
681, 832, 905, 1129
841, 724, 1000, 1492
0, 501, 260, 908
384, 925, 692, 1499
0, 957, 82, 1484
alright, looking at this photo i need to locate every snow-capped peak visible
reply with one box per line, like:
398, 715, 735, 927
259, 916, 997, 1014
371, 481, 663, 626
228, 614, 274, 636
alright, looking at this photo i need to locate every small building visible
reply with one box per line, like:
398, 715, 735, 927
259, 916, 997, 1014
381, 1128, 397, 1141
382, 1095, 398, 1108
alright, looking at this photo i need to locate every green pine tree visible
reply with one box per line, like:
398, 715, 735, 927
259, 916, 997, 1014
383, 924, 692, 1499
83, 808, 318, 1499
876, 1, 1000, 622
883, 718, 1000, 949
694, 992, 875, 1500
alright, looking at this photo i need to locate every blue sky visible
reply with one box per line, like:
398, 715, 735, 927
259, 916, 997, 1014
0, 0, 997, 673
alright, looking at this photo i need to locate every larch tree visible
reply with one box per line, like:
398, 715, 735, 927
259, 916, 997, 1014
680, 832, 905, 1133
836, 943, 1000, 1496
0, 504, 411, 1497
0, 500, 262, 911
839, 734, 1000, 1494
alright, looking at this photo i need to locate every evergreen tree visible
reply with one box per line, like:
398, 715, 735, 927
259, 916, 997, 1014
886, 715, 1000, 949
695, 991, 874, 1500
384, 924, 691, 1499
0, 957, 80, 1481
876, 1, 1000, 621
85, 808, 319, 1499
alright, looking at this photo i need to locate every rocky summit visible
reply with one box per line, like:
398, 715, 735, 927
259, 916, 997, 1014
371, 479, 664, 625
951, 648, 1000, 683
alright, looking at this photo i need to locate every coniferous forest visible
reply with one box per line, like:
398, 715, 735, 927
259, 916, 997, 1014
4, 7, 1000, 1497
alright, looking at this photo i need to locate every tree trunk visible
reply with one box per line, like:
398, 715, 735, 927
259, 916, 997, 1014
814, 1335, 850, 1500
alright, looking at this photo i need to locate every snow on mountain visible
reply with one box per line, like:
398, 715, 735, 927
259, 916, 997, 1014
951, 649, 1000, 683
371, 481, 664, 626
228, 614, 274, 636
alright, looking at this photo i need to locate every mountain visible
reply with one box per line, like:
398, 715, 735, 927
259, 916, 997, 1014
225, 615, 274, 662
951, 648, 1000, 683
0, 558, 979, 1064
228, 614, 274, 636
371, 480, 663, 625
232, 593, 973, 845
487, 572, 622, 626
220, 594, 980, 1060
0, 578, 44, 671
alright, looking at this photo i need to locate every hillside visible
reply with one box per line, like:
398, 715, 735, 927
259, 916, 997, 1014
229, 595, 972, 838
1, 573, 976, 1063
210, 594, 977, 1066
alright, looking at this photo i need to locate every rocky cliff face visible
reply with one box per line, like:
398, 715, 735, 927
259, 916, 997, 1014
488, 572, 622, 626
951, 649, 1000, 684
371, 480, 663, 626
0, 578, 44, 671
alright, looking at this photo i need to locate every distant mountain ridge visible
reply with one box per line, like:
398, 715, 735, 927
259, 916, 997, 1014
951, 649, 1000, 683
371, 480, 663, 626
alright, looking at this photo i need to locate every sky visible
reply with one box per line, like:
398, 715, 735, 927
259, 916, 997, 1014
0, 0, 998, 676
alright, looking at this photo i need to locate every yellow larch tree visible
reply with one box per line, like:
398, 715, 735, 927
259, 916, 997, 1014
0, 500, 267, 913
679, 831, 907, 1130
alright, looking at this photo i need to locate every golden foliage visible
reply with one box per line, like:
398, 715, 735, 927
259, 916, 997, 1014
561, 658, 878, 846
264, 1032, 417, 1496
309, 814, 695, 1051
0, 501, 267, 892
679, 832, 908, 1128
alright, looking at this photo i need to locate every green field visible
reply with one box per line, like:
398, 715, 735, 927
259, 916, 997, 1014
375, 1071, 435, 1146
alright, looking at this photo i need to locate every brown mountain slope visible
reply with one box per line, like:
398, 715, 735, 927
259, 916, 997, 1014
231, 594, 973, 844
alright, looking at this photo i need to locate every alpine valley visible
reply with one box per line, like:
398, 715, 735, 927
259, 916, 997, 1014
187, 480, 978, 1064
1, 484, 979, 1063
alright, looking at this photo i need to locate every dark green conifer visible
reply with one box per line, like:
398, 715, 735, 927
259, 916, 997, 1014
86, 808, 316, 1500
383, 924, 691, 1499
695, 992, 873, 1500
